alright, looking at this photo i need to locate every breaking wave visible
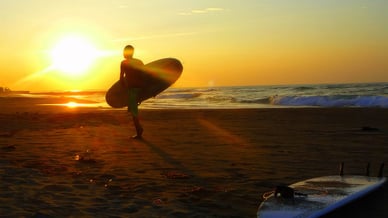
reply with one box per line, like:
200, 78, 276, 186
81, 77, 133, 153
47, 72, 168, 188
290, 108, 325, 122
269, 95, 388, 108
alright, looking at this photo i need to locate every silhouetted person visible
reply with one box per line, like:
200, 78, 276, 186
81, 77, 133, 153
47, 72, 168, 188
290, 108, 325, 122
120, 45, 144, 139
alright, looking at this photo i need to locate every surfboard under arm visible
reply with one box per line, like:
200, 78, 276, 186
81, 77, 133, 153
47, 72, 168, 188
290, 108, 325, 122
105, 58, 183, 108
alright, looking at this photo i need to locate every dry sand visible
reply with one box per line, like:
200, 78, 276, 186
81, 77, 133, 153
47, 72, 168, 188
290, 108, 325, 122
1, 104, 387, 217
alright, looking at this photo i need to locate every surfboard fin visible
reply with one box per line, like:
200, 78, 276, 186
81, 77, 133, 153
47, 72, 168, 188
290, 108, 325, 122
339, 162, 344, 176
274, 186, 294, 199
378, 162, 384, 177
365, 162, 370, 176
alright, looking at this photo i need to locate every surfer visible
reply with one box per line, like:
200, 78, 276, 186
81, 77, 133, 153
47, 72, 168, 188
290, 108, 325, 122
120, 45, 144, 139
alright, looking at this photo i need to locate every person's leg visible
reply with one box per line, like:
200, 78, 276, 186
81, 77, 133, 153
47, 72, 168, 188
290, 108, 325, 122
132, 115, 143, 139
128, 88, 143, 139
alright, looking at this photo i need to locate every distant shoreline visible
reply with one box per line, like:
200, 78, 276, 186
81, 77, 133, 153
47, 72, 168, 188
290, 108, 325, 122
0, 86, 29, 95
0, 90, 30, 95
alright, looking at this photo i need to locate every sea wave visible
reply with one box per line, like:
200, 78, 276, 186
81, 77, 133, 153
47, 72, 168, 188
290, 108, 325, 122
292, 86, 316, 91
237, 97, 271, 104
270, 95, 388, 108
155, 93, 202, 99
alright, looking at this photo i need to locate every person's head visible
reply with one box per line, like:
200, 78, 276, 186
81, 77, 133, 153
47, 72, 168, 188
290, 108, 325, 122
123, 45, 134, 59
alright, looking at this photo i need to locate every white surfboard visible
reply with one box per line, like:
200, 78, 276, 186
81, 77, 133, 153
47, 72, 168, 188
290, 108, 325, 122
257, 175, 386, 218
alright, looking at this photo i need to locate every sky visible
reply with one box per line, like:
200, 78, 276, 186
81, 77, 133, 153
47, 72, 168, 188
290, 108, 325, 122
1, 0, 387, 91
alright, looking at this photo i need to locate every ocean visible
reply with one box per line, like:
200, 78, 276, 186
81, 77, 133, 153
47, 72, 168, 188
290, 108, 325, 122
143, 82, 388, 109
2, 82, 388, 109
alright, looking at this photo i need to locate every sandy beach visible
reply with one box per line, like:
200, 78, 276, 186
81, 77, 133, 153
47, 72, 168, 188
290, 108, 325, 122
1, 103, 388, 217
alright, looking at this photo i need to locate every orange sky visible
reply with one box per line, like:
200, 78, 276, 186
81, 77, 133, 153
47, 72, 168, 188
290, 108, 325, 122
1, 0, 387, 91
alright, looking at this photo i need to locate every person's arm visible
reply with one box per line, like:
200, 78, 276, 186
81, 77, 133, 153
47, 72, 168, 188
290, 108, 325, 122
120, 61, 126, 87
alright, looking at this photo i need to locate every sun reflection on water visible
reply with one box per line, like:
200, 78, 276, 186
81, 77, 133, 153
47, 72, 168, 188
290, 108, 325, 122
66, 101, 79, 108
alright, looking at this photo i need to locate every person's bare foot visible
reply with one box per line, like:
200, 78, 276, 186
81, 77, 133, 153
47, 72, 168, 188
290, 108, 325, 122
131, 135, 142, 139
131, 127, 143, 139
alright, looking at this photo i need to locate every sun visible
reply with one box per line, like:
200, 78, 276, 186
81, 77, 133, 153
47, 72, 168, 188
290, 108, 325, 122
50, 35, 99, 76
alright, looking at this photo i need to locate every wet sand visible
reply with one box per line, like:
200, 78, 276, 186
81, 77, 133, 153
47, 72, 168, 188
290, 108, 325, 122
1, 104, 387, 217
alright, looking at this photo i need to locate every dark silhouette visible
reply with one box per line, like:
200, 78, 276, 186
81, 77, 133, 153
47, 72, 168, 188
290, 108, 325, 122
120, 45, 145, 139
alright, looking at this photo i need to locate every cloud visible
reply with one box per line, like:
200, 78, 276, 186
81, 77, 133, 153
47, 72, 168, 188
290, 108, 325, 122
112, 31, 198, 42
192, 10, 207, 14
206, 8, 224, 11
178, 7, 225, 16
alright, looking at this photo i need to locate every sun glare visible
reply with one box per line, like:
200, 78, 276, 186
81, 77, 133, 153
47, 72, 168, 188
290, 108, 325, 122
50, 35, 99, 76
